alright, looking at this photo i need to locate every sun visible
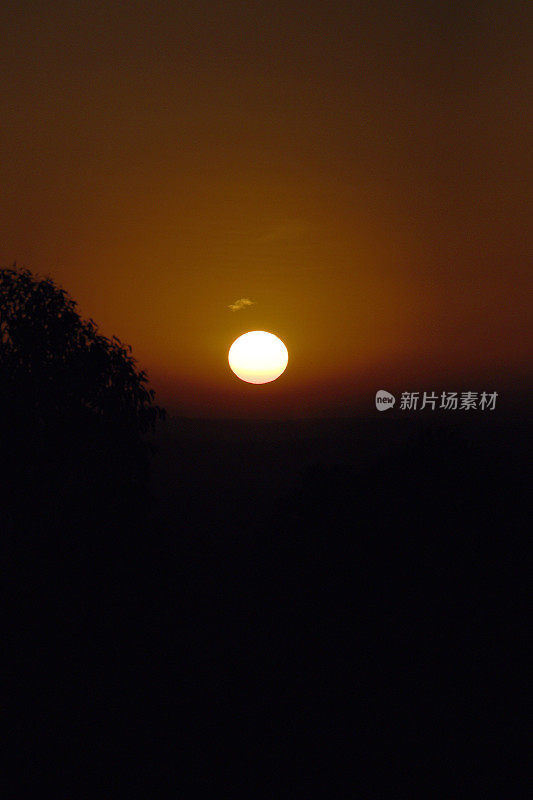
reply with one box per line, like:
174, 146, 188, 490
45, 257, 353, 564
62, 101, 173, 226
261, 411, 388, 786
228, 331, 288, 384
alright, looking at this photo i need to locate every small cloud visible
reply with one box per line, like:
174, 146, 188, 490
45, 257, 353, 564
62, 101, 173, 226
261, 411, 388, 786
228, 297, 256, 312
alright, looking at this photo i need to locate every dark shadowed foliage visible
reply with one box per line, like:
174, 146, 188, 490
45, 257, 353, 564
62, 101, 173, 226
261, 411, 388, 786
0, 266, 165, 543
3, 268, 172, 785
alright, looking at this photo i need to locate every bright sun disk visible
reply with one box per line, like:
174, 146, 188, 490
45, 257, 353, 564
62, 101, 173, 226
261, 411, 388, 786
228, 331, 288, 384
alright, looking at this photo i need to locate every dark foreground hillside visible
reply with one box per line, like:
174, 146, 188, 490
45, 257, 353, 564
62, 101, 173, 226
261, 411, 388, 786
5, 411, 530, 792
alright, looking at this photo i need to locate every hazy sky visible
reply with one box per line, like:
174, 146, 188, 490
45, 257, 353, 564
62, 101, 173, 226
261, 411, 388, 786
1, 0, 531, 416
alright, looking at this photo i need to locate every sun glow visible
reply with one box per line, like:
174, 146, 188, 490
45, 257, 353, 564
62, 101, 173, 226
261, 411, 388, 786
228, 331, 288, 384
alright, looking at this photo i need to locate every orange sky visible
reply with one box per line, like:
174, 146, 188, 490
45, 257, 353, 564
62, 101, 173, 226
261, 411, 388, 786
1, 1, 531, 416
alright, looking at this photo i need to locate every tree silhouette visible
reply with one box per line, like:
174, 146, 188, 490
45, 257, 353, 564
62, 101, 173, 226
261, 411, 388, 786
0, 266, 165, 537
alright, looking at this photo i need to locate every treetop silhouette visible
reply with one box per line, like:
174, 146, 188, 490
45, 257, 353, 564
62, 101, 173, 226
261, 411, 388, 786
0, 266, 164, 430
0, 266, 165, 533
